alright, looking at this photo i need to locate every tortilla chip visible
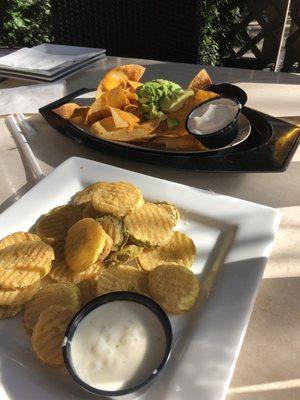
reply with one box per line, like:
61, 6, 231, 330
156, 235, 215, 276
101, 69, 128, 92
53, 103, 79, 120
115, 64, 145, 82
127, 80, 142, 90
110, 108, 140, 129
188, 69, 213, 91
194, 89, 219, 103
85, 100, 111, 125
91, 117, 160, 142
154, 135, 206, 151
101, 87, 129, 109
69, 106, 90, 126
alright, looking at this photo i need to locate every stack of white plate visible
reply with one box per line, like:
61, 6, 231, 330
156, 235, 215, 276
0, 44, 106, 82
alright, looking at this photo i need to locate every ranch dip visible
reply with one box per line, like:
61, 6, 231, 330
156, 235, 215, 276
70, 300, 166, 391
188, 97, 240, 135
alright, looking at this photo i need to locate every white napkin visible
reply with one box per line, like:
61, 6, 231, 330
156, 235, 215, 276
0, 44, 104, 72
0, 81, 67, 115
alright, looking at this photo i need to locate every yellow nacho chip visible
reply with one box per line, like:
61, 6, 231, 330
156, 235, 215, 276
53, 103, 79, 120
188, 69, 213, 91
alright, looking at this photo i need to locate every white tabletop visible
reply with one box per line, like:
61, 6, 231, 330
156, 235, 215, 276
0, 56, 300, 400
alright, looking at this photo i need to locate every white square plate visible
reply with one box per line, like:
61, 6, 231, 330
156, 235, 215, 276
0, 157, 280, 400
0, 44, 106, 75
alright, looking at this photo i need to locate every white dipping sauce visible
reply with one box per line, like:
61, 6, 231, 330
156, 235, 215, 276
189, 98, 239, 135
70, 301, 166, 391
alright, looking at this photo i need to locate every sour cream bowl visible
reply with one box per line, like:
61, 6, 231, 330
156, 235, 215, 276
186, 96, 242, 149
63, 292, 172, 398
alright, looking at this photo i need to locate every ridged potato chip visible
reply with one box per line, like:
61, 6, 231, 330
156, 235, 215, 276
78, 279, 98, 306
97, 264, 149, 296
65, 218, 107, 272
138, 232, 196, 271
148, 264, 200, 313
97, 215, 128, 251
24, 282, 80, 332
92, 182, 144, 218
36, 204, 84, 243
0, 232, 41, 250
105, 245, 143, 267
0, 281, 41, 306
188, 69, 212, 91
31, 305, 75, 366
0, 304, 22, 319
124, 202, 175, 247
49, 256, 103, 285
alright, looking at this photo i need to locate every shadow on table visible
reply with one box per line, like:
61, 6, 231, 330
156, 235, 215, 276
227, 275, 300, 400
23, 113, 300, 210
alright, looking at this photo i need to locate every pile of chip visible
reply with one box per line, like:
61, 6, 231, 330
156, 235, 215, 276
0, 180, 200, 367
53, 64, 218, 151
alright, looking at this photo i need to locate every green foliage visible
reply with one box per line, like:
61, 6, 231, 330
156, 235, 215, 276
200, 0, 244, 66
0, 0, 52, 47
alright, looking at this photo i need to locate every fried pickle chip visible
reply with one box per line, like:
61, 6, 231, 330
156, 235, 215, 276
0, 232, 41, 250
92, 182, 144, 218
53, 103, 80, 120
153, 202, 180, 225
99, 234, 113, 262
97, 215, 128, 251
82, 202, 105, 218
49, 256, 103, 284
148, 264, 200, 313
0, 281, 41, 306
124, 202, 175, 247
41, 275, 55, 287
105, 245, 143, 267
31, 305, 75, 366
188, 69, 213, 91
115, 64, 145, 82
73, 182, 110, 205
36, 204, 84, 244
78, 279, 98, 306
97, 264, 149, 296
0, 304, 22, 319
65, 218, 107, 272
0, 240, 54, 268
24, 283, 81, 332
138, 232, 196, 271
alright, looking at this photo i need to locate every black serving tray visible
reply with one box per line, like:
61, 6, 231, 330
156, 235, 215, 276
39, 88, 300, 172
